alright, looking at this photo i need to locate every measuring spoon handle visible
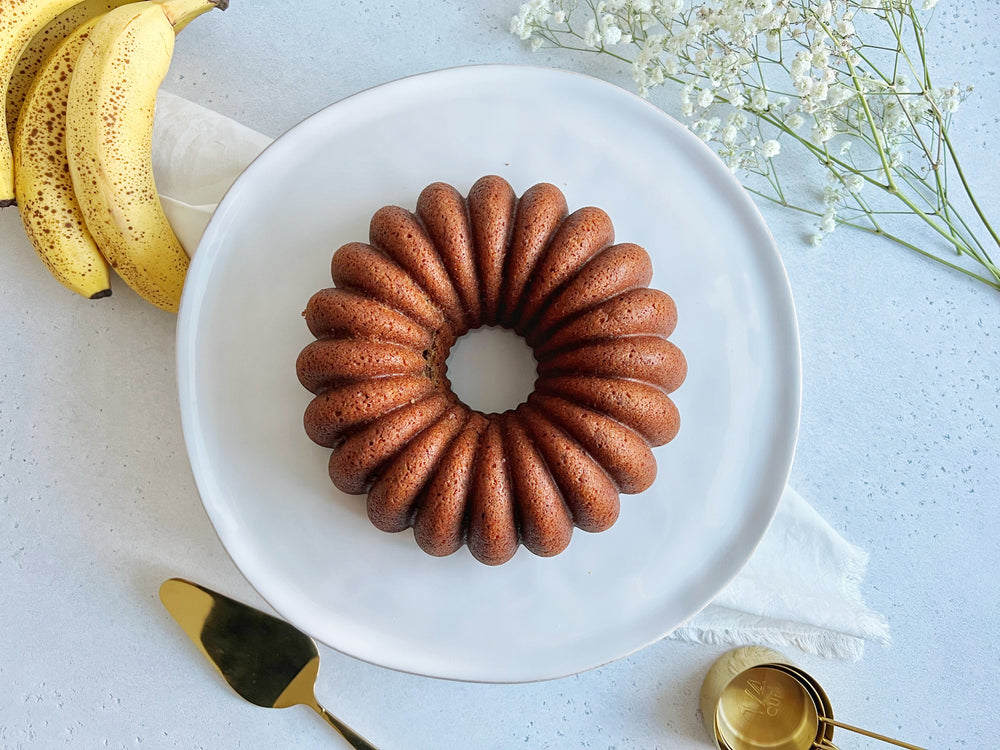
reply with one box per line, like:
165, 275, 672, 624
820, 716, 927, 750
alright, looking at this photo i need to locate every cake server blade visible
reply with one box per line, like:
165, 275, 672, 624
159, 577, 378, 749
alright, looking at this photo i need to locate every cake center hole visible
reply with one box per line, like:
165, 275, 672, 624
446, 326, 537, 414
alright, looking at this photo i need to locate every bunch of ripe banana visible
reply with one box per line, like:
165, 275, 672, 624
3, 0, 227, 312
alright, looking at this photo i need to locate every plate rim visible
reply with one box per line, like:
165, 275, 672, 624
176, 63, 802, 683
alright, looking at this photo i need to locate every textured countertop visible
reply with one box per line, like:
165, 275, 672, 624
2, 1, 997, 747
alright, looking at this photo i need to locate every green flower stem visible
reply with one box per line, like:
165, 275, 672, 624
890, 184, 998, 273
819, 19, 896, 189
907, 5, 934, 91
917, 159, 978, 254
758, 99, 998, 281
939, 125, 1000, 258
755, 110, 888, 190
748, 102, 992, 272
850, 46, 897, 88
745, 186, 1000, 290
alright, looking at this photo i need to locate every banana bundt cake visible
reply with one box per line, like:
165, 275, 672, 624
297, 176, 686, 565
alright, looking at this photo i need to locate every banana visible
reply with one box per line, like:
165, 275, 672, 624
13, 15, 110, 300
6, 0, 138, 146
0, 0, 85, 206
65, 0, 227, 312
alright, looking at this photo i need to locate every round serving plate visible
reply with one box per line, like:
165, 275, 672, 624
176, 64, 800, 683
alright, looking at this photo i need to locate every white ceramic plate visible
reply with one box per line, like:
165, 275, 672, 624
177, 65, 800, 683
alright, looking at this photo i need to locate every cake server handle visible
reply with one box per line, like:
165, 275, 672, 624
305, 696, 379, 749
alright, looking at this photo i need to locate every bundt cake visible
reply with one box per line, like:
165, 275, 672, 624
297, 176, 686, 565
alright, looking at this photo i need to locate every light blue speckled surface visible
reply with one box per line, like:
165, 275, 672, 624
2, 1, 997, 747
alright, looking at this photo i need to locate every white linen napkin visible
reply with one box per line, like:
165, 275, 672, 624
152, 91, 272, 255
670, 486, 890, 659
152, 91, 890, 660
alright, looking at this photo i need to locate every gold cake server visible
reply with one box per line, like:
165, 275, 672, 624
159, 577, 378, 749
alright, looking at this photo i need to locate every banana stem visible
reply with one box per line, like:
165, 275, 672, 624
159, 0, 227, 31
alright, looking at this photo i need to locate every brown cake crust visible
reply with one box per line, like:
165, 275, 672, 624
366, 404, 469, 533
535, 375, 681, 446
498, 182, 568, 327
534, 288, 677, 358
331, 242, 446, 332
501, 412, 574, 557
369, 205, 465, 333
515, 206, 615, 330
296, 339, 426, 394
300, 177, 686, 564
303, 374, 435, 448
528, 392, 657, 494
416, 182, 481, 330
411, 411, 489, 556
466, 419, 519, 565
528, 242, 653, 345
467, 176, 517, 325
328, 393, 451, 495
516, 403, 620, 533
538, 335, 687, 394
304, 288, 433, 349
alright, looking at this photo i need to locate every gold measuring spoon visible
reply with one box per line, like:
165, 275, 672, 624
714, 664, 926, 750
159, 577, 378, 750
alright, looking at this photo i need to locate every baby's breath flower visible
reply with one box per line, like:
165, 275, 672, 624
790, 50, 811, 79
827, 84, 854, 107
750, 89, 770, 111
811, 120, 835, 144
931, 85, 962, 114
726, 110, 748, 129
785, 112, 805, 129
510, 0, 552, 40
811, 43, 831, 70
793, 76, 813, 96
510, 0, 1000, 292
728, 91, 747, 109
694, 116, 721, 140
820, 209, 837, 234
600, 14, 623, 45
836, 14, 856, 37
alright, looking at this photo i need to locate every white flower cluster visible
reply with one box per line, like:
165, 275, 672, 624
510, 0, 968, 243
510, 0, 569, 48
